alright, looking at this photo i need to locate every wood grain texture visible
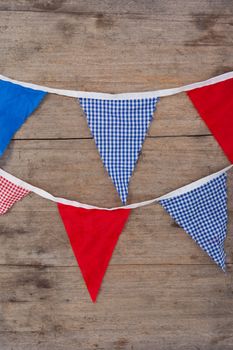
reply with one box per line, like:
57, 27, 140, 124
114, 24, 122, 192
0, 1, 233, 349
0, 10, 233, 90
0, 0, 233, 16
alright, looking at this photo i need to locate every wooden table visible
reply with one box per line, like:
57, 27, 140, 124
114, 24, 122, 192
0, 1, 233, 349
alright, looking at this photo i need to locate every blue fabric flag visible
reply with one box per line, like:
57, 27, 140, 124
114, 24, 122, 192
0, 80, 47, 156
79, 98, 159, 204
159, 173, 228, 270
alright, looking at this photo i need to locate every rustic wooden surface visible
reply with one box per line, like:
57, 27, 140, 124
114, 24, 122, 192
0, 1, 233, 349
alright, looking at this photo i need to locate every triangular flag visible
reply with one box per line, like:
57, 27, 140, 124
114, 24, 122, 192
57, 203, 131, 302
159, 173, 228, 270
0, 175, 30, 214
0, 79, 47, 156
187, 78, 233, 162
78, 98, 159, 204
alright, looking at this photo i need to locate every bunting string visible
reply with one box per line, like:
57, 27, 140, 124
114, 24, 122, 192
1, 71, 233, 99
0, 165, 231, 210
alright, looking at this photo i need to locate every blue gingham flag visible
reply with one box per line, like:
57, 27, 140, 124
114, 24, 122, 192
79, 98, 158, 204
159, 173, 228, 270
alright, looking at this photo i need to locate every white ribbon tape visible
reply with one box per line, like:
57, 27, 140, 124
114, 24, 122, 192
0, 165, 231, 210
0, 71, 233, 100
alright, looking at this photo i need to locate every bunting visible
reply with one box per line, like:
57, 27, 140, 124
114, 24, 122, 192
0, 166, 231, 300
0, 80, 47, 156
78, 98, 158, 204
159, 173, 228, 270
0, 70, 233, 301
57, 204, 131, 302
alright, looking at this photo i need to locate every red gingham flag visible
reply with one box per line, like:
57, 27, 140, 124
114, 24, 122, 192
0, 176, 30, 214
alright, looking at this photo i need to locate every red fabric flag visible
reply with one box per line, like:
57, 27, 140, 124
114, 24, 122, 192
57, 204, 131, 302
187, 78, 233, 162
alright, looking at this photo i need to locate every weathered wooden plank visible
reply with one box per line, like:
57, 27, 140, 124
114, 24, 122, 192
0, 11, 232, 90
0, 325, 232, 350
0, 265, 233, 349
0, 138, 231, 266
0, 265, 232, 305
0, 0, 233, 16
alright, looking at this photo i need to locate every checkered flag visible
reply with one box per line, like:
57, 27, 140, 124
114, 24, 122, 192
78, 98, 159, 204
159, 173, 228, 270
0, 176, 30, 214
